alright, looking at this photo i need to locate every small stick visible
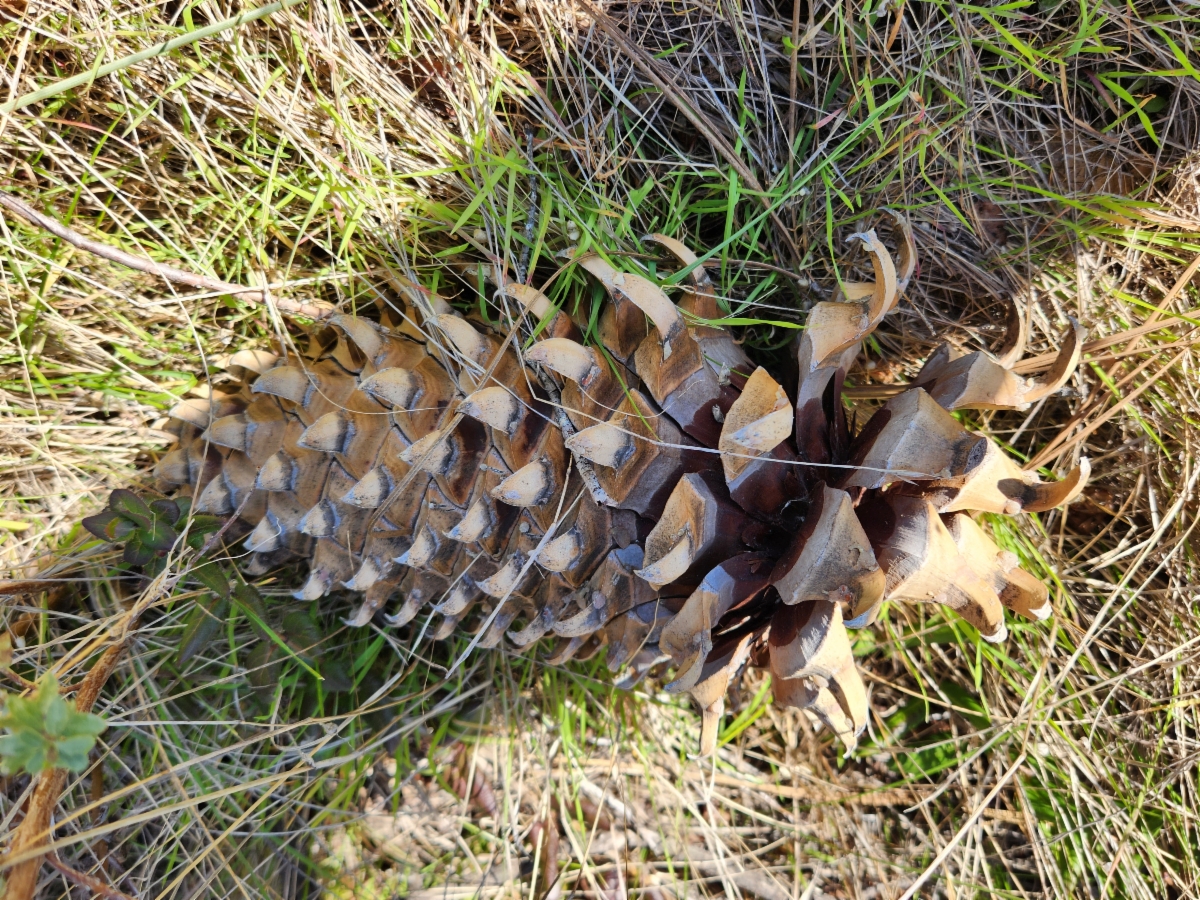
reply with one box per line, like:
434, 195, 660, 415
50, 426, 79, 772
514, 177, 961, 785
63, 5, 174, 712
532, 363, 613, 506
0, 560, 176, 899
0, 579, 62, 596
44, 854, 136, 900
1, 644, 125, 899
0, 191, 334, 320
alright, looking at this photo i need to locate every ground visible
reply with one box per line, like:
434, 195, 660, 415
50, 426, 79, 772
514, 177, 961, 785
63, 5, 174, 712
1, 0, 1200, 898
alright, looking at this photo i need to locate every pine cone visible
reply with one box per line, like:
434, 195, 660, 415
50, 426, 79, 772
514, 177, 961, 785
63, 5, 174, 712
156, 214, 1088, 755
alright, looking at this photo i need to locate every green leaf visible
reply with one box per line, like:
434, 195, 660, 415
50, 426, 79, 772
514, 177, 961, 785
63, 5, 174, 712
281, 610, 324, 660
184, 514, 224, 551
177, 595, 230, 666
81, 510, 136, 543
0, 674, 106, 775
149, 498, 182, 525
321, 657, 354, 693
0, 731, 48, 775
245, 642, 282, 700
122, 532, 157, 567
190, 562, 231, 599
108, 489, 152, 527
231, 582, 271, 641
53, 734, 98, 772
43, 691, 68, 735
142, 517, 179, 553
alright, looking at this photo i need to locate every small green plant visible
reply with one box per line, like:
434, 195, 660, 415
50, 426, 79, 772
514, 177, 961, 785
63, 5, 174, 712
81, 488, 364, 702
0, 673, 107, 775
81, 489, 223, 575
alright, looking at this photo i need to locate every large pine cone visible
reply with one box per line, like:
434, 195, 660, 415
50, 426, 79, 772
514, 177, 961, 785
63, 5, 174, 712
156, 215, 1088, 754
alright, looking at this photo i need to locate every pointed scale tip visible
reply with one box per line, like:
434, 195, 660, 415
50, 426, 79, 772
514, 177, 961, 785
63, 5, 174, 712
982, 621, 1009, 644
643, 233, 710, 286
168, 398, 213, 429
195, 476, 233, 515
298, 412, 348, 453
434, 579, 478, 616
256, 453, 295, 492
386, 593, 425, 627
342, 467, 392, 509
536, 530, 581, 572
1019, 457, 1090, 513
582, 258, 682, 342
564, 423, 634, 468
359, 367, 420, 409
459, 386, 522, 434
726, 405, 792, 453
552, 596, 608, 638
244, 515, 282, 553
330, 314, 384, 359
634, 534, 694, 588
251, 366, 310, 404
225, 349, 279, 375
720, 366, 792, 467
294, 569, 334, 601
207, 414, 248, 451
437, 314, 491, 363
697, 702, 724, 758
445, 499, 492, 544
399, 430, 452, 474
501, 283, 554, 319
396, 526, 437, 568
507, 608, 552, 647
491, 458, 552, 508
343, 558, 386, 592
156, 447, 191, 484
526, 338, 598, 384
479, 553, 528, 599
299, 500, 339, 537
663, 651, 704, 694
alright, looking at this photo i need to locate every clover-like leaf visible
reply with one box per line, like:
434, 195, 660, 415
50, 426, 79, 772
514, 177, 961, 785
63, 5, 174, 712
122, 532, 157, 567
108, 489, 152, 527
0, 730, 48, 775
82, 510, 136, 543
142, 517, 178, 553
149, 498, 182, 525
184, 514, 225, 552
54, 734, 99, 772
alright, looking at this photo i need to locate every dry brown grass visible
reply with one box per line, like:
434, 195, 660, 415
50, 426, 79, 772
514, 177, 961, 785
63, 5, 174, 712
2, 0, 1200, 898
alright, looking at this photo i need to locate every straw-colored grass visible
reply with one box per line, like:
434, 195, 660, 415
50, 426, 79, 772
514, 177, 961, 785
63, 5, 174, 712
2, 0, 1200, 897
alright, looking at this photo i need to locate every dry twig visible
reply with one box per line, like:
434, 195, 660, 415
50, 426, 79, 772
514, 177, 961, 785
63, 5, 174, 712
0, 191, 334, 320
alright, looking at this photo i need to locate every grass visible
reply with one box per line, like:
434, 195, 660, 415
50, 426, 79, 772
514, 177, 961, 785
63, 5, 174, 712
2, 0, 1200, 897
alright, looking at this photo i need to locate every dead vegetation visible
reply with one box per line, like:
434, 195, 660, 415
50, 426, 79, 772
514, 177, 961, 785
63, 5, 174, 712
2, 0, 1200, 898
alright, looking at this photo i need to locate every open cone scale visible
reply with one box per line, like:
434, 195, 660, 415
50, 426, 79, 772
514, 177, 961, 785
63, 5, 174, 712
156, 215, 1088, 755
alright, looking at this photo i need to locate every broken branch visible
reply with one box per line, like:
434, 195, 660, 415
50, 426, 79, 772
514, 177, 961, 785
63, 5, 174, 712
0, 191, 334, 320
